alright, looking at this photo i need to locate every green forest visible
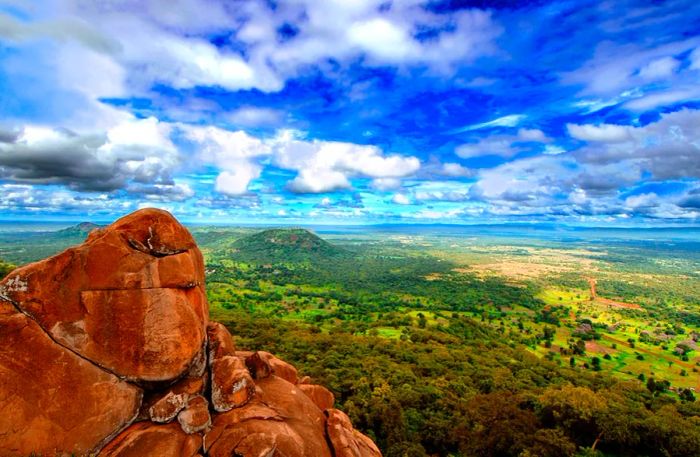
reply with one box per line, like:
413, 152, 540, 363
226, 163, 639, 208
2, 225, 700, 456
200, 228, 700, 457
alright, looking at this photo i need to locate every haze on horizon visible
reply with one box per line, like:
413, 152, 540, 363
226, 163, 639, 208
1, 0, 699, 226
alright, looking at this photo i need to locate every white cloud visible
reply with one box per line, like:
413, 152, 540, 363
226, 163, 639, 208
181, 125, 272, 196
517, 128, 548, 142
637, 56, 680, 80
273, 131, 420, 193
371, 177, 402, 191
451, 114, 526, 133
456, 137, 516, 159
455, 127, 550, 159
691, 47, 700, 70
287, 169, 351, 193
440, 163, 474, 177
392, 193, 411, 205
543, 145, 566, 155
567, 123, 633, 143
37, 0, 499, 99
215, 165, 261, 196
625, 192, 658, 209
226, 107, 284, 127
623, 87, 700, 111
347, 18, 416, 62
562, 37, 700, 111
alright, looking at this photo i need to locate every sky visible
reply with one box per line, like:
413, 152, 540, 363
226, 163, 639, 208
0, 0, 699, 225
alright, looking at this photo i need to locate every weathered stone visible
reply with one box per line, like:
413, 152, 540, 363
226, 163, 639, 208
177, 395, 211, 434
211, 355, 255, 412
205, 376, 332, 457
98, 422, 202, 457
0, 208, 208, 382
298, 384, 335, 411
326, 409, 382, 457
149, 391, 187, 424
244, 350, 298, 384
140, 373, 207, 423
0, 301, 142, 456
207, 321, 236, 361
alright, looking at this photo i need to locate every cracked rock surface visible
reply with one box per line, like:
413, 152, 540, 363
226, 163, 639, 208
0, 208, 381, 457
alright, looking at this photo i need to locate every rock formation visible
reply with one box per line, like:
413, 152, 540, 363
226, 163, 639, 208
0, 208, 381, 457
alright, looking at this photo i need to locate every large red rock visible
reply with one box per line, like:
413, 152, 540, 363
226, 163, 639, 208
0, 208, 208, 382
0, 300, 142, 456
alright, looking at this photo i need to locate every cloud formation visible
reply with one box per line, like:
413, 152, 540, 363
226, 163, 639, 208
0, 0, 699, 224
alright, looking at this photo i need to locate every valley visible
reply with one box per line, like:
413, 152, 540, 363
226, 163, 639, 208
2, 222, 700, 456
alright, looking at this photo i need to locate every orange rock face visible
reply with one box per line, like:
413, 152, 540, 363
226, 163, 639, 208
2, 208, 207, 382
0, 208, 380, 456
0, 301, 142, 456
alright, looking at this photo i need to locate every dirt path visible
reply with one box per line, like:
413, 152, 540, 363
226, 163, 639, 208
584, 276, 642, 310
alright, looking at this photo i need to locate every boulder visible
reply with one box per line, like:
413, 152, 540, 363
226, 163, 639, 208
177, 395, 212, 434
326, 409, 382, 457
208, 323, 255, 412
0, 208, 207, 382
243, 350, 298, 384
298, 383, 335, 411
205, 376, 332, 457
99, 422, 202, 457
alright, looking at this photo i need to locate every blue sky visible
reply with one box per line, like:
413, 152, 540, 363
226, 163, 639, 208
1, 0, 700, 225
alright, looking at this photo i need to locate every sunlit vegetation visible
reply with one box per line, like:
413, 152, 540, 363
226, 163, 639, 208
199, 228, 700, 457
0, 258, 15, 279
2, 224, 699, 456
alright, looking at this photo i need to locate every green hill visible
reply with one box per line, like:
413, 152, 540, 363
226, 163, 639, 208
57, 222, 102, 236
231, 228, 349, 263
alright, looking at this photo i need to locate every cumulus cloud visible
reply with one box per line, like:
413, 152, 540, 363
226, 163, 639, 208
567, 123, 632, 143
0, 117, 180, 192
0, 183, 135, 214
392, 193, 411, 205
370, 177, 402, 191
14, 0, 500, 100
181, 125, 271, 196
461, 109, 700, 220
180, 125, 419, 195
571, 109, 700, 181
440, 163, 474, 178
272, 131, 420, 193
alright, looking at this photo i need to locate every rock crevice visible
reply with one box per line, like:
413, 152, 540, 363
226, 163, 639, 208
0, 208, 381, 457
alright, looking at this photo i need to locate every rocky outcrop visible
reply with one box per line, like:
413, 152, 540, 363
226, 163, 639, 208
0, 208, 380, 457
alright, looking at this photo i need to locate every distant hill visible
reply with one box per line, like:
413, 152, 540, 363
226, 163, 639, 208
231, 228, 349, 263
57, 222, 102, 236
